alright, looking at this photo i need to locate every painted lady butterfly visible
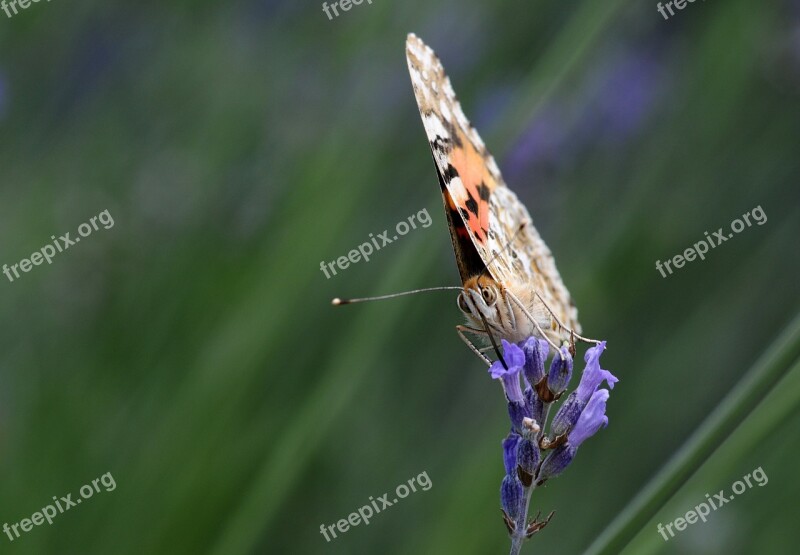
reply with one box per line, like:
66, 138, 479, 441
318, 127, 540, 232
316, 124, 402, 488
405, 34, 591, 365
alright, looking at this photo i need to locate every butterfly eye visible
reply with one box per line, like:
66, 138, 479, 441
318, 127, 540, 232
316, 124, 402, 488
457, 293, 470, 313
482, 287, 496, 304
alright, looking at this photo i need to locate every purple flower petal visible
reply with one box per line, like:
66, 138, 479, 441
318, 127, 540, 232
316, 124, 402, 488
568, 389, 610, 447
503, 339, 526, 369
489, 340, 526, 403
575, 341, 618, 403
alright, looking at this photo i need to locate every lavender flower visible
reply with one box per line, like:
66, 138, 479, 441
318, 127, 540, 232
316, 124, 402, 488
546, 347, 573, 396
537, 389, 611, 482
550, 341, 617, 438
576, 341, 617, 402
548, 391, 582, 438
521, 337, 549, 423
501, 474, 525, 521
503, 433, 522, 475
569, 389, 610, 445
489, 340, 526, 402
516, 438, 540, 487
501, 433, 524, 520
525, 388, 545, 427
521, 336, 549, 387
489, 341, 530, 431
489, 336, 617, 553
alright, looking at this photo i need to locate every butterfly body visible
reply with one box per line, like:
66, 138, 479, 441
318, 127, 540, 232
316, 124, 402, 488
405, 34, 581, 354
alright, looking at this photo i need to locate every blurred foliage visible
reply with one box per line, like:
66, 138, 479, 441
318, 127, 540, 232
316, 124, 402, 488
0, 0, 798, 554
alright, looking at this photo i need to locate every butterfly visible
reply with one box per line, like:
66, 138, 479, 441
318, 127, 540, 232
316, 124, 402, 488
404, 33, 594, 366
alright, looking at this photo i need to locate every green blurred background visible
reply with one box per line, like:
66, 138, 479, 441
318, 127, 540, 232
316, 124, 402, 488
1, 0, 799, 553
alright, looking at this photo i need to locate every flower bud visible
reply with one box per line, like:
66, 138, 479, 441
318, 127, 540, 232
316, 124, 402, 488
537, 390, 611, 483
500, 475, 524, 520
503, 433, 521, 475
549, 391, 585, 438
516, 438, 540, 487
546, 347, 573, 396
522, 337, 549, 387
525, 387, 544, 424
507, 400, 531, 433
536, 444, 576, 484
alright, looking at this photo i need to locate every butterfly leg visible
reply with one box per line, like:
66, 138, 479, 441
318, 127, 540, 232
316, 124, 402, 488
531, 291, 603, 346
456, 325, 493, 367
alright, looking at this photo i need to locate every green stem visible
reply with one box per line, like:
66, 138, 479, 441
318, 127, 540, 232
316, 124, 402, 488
539, 402, 553, 439
509, 483, 537, 555
583, 314, 800, 555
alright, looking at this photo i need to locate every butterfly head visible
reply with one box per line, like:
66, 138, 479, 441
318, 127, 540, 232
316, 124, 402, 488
458, 273, 556, 345
457, 274, 506, 328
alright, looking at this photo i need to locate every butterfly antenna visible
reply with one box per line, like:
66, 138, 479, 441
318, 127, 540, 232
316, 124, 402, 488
332, 286, 463, 306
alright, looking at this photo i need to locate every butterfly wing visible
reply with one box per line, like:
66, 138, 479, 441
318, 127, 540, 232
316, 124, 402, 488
405, 33, 581, 333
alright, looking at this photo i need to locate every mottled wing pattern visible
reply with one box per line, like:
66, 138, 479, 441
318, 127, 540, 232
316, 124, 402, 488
405, 33, 581, 333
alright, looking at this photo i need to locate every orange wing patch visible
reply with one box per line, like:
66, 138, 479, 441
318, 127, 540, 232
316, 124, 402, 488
447, 133, 496, 245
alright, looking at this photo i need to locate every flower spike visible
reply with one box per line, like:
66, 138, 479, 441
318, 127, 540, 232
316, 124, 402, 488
488, 335, 617, 552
